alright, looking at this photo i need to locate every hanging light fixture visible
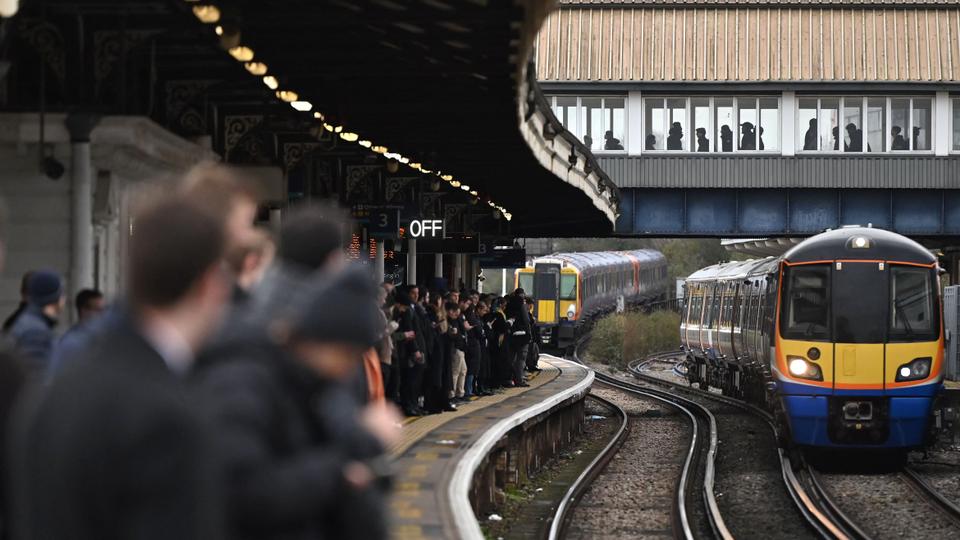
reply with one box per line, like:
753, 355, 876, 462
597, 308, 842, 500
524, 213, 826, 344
291, 101, 312, 112
358, 140, 372, 148
503, 212, 513, 221
244, 62, 268, 75
441, 174, 453, 181
276, 90, 298, 102
262, 76, 279, 90
215, 25, 224, 35
228, 46, 254, 62
322, 123, 334, 132
450, 180, 461, 188
192, 5, 221, 23
398, 156, 409, 164
469, 190, 478, 196
339, 132, 359, 142
460, 184, 470, 191
313, 112, 325, 120
420, 167, 432, 174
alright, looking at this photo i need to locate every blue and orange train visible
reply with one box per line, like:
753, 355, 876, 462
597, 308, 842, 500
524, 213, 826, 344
681, 226, 943, 449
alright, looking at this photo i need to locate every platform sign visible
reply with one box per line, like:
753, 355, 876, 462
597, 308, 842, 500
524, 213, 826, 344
416, 235, 479, 254
478, 247, 526, 268
368, 207, 400, 239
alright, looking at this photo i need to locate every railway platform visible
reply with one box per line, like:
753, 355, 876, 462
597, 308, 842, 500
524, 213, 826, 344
389, 355, 593, 540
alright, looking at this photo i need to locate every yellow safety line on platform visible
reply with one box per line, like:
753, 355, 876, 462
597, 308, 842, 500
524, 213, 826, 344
389, 358, 559, 458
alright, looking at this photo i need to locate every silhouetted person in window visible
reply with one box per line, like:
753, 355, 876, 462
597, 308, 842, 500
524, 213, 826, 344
720, 125, 733, 152
739, 122, 756, 150
913, 126, 923, 150
645, 134, 657, 150
803, 118, 818, 150
695, 127, 710, 152
891, 126, 908, 150
604, 129, 624, 150
666, 122, 683, 150
832, 126, 842, 151
758, 127, 765, 151
846, 123, 863, 152
583, 134, 593, 149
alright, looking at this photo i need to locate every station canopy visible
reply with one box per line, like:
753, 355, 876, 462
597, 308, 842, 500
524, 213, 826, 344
184, 0, 620, 236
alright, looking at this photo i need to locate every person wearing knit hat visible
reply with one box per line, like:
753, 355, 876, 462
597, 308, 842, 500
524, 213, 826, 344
7, 269, 65, 376
196, 265, 399, 539
287, 266, 386, 380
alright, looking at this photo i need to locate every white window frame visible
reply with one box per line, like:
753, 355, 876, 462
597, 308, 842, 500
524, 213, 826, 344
795, 96, 936, 155
547, 95, 628, 154
640, 96, 781, 155
950, 97, 960, 154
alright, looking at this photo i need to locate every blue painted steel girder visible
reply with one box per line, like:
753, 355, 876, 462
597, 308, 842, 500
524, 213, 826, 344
616, 188, 960, 237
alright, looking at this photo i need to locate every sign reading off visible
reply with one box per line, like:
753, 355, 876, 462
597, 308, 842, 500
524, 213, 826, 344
408, 219, 443, 238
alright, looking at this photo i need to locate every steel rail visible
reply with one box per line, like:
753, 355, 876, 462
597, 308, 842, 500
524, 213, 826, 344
900, 467, 960, 528
546, 394, 630, 540
591, 373, 732, 540
623, 350, 873, 540
572, 343, 733, 540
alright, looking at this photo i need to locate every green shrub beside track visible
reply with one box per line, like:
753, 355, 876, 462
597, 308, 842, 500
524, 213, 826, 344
586, 311, 680, 370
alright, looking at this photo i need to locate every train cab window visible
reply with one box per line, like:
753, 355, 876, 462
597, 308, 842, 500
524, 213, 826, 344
780, 265, 830, 341
889, 266, 938, 342
518, 273, 533, 294
560, 275, 577, 300
833, 263, 886, 343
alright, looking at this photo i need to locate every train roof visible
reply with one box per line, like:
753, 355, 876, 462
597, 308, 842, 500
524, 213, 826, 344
782, 227, 936, 265
533, 249, 666, 272
686, 257, 777, 282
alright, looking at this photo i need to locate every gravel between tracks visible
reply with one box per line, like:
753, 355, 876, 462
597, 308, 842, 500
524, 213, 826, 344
909, 446, 960, 509
585, 360, 816, 540
565, 386, 690, 540
816, 471, 960, 539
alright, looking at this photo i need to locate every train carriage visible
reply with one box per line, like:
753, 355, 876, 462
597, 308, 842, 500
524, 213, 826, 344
517, 250, 669, 348
682, 226, 944, 449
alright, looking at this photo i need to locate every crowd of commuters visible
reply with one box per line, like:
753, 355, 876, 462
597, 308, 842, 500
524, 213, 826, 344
0, 162, 551, 540
379, 283, 541, 417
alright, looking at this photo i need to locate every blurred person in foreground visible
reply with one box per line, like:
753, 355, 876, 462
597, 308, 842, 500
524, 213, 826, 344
196, 266, 398, 539
9, 195, 231, 540
7, 270, 65, 378
1, 273, 32, 332
0, 207, 24, 540
179, 162, 261, 299
46, 288, 105, 377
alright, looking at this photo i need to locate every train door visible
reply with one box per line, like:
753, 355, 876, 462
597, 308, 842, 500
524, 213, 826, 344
534, 263, 562, 325
831, 262, 886, 391
698, 284, 711, 351
717, 283, 730, 357
730, 283, 741, 359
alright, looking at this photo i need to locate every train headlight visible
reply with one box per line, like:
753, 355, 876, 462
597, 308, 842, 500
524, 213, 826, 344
847, 236, 872, 249
895, 357, 932, 382
567, 305, 576, 318
787, 356, 823, 381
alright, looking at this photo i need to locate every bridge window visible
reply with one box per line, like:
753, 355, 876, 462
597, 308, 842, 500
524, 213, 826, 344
798, 96, 932, 153
644, 96, 779, 153
953, 98, 960, 152
547, 95, 626, 153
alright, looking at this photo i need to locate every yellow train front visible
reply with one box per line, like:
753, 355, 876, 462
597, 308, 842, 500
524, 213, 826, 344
681, 226, 944, 449
516, 250, 668, 348
774, 227, 943, 448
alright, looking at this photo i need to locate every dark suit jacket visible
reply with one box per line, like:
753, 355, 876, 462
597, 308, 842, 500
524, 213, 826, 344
8, 311, 223, 540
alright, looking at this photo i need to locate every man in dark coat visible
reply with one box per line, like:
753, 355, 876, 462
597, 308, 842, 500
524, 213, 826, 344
9, 195, 232, 540
195, 267, 397, 540
7, 270, 65, 378
505, 290, 531, 387
393, 286, 425, 416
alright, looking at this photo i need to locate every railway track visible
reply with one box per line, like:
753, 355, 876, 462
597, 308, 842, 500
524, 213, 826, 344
626, 349, 960, 540
547, 393, 630, 539
553, 346, 733, 540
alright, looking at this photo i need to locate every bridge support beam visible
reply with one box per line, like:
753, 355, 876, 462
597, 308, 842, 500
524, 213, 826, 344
616, 188, 960, 238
